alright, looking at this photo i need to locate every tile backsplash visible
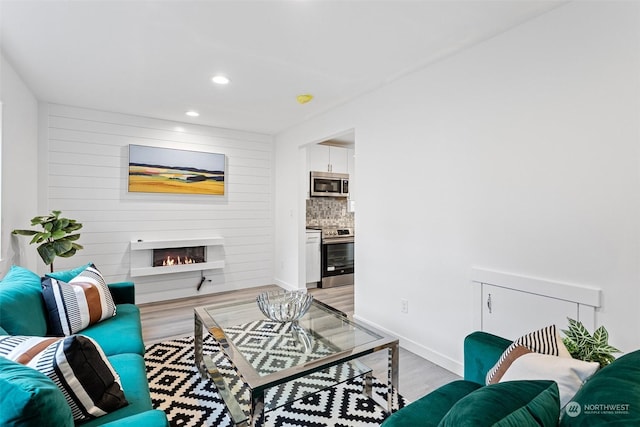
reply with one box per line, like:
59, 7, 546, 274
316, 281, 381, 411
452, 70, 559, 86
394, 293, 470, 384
306, 198, 354, 228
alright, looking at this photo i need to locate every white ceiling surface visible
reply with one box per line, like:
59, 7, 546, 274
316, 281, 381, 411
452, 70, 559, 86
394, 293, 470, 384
0, 1, 564, 135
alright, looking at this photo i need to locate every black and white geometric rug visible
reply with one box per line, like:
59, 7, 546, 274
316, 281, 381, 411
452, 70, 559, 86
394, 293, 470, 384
145, 336, 406, 426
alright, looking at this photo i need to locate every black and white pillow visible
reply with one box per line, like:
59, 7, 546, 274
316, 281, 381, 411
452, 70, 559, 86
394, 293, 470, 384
42, 263, 117, 336
486, 324, 572, 384
0, 335, 128, 421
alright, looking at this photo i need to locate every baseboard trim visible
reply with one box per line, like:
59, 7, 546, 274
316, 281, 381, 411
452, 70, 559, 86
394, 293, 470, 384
273, 278, 300, 291
353, 314, 463, 377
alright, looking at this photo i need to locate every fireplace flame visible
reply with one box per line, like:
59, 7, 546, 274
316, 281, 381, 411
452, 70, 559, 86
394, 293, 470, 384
153, 246, 205, 267
162, 256, 197, 266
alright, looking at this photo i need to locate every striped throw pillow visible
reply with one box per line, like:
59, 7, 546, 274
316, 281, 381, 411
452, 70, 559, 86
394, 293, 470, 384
42, 264, 116, 335
0, 335, 128, 421
486, 324, 572, 384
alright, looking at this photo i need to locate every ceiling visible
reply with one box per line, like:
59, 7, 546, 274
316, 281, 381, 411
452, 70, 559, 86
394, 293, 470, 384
0, 0, 564, 135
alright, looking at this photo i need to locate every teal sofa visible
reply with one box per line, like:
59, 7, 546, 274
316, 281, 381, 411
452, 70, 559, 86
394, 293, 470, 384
383, 331, 640, 426
0, 265, 168, 426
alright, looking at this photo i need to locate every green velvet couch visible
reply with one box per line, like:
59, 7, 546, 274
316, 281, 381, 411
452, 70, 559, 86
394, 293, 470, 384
0, 265, 168, 426
383, 331, 640, 426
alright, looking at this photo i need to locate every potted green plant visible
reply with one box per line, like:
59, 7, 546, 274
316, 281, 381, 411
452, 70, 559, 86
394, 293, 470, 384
12, 210, 83, 273
562, 317, 620, 368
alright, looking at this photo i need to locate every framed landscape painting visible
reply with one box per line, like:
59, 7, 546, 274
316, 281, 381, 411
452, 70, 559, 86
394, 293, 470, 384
128, 145, 225, 195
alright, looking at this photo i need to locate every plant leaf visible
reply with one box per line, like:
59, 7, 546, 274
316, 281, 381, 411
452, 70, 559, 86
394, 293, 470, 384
30, 215, 48, 225
64, 222, 82, 232
30, 232, 50, 244
58, 248, 77, 258
593, 326, 609, 346
595, 344, 621, 354
52, 240, 72, 255
51, 229, 68, 240
568, 320, 592, 347
37, 244, 56, 265
563, 318, 583, 340
11, 229, 38, 236
55, 218, 70, 231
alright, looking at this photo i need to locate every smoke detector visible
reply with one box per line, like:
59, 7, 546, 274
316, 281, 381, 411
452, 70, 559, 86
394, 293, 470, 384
296, 94, 314, 104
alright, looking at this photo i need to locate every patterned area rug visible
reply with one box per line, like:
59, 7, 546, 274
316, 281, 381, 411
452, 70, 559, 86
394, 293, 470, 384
145, 336, 406, 426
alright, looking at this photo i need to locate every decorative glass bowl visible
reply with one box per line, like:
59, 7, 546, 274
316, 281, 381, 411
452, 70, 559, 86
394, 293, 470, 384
256, 290, 314, 323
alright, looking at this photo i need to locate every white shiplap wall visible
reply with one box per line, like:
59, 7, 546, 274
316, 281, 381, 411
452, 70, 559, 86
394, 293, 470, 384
42, 104, 274, 303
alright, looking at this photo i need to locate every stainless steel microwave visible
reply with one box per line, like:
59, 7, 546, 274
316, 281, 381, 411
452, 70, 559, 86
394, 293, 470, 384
310, 171, 349, 198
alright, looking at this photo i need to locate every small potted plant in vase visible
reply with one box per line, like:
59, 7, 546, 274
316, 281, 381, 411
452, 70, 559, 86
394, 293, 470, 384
12, 210, 83, 273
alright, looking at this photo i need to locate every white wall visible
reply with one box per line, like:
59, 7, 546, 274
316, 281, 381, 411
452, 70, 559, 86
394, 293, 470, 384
275, 1, 640, 372
0, 53, 39, 276
39, 104, 274, 303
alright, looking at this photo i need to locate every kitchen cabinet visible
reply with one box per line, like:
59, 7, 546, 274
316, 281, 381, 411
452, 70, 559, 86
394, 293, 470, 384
305, 229, 321, 286
308, 144, 349, 174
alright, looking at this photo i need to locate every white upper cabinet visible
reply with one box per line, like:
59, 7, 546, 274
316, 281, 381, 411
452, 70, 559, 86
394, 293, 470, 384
308, 144, 349, 174
329, 146, 349, 174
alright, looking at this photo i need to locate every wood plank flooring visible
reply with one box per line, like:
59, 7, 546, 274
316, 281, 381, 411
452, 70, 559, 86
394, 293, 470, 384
139, 284, 460, 402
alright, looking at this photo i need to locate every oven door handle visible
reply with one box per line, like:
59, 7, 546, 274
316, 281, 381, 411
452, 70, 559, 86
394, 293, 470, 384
322, 238, 355, 244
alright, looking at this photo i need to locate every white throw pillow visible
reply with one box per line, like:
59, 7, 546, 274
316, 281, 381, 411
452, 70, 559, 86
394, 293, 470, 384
486, 324, 572, 384
499, 352, 599, 408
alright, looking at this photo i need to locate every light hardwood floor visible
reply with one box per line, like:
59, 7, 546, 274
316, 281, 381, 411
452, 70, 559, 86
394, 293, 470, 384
139, 284, 460, 402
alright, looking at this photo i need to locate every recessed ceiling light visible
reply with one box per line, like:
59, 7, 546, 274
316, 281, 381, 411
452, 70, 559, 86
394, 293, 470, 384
185, 111, 199, 117
212, 75, 230, 85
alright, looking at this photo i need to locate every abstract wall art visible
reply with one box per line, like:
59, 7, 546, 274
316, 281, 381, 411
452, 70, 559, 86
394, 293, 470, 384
128, 145, 225, 195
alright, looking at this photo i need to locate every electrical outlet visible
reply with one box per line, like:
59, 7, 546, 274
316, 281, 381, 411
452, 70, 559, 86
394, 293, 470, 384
401, 299, 409, 314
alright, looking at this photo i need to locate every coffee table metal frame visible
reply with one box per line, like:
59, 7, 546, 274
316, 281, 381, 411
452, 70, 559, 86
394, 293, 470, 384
194, 298, 399, 426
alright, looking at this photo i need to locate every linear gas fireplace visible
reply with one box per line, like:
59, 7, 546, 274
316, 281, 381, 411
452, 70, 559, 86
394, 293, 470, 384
153, 246, 205, 267
130, 237, 224, 277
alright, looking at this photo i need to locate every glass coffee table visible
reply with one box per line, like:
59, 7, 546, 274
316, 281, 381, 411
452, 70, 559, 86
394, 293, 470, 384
194, 297, 399, 426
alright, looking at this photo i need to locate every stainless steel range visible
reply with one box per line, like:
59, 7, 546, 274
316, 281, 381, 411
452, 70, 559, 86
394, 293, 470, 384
320, 226, 354, 288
